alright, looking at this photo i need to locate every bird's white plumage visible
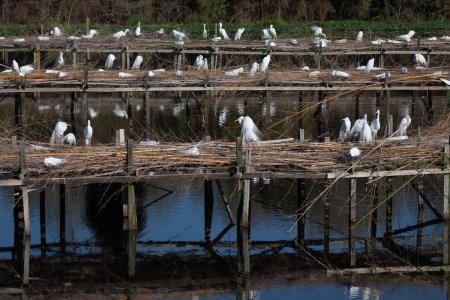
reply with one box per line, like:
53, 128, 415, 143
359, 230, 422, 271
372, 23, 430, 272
135, 22, 141, 36
172, 29, 186, 40
118, 72, 133, 77
259, 55, 271, 73
414, 53, 427, 67
350, 114, 367, 139
397, 115, 411, 137
365, 58, 374, 73
225, 67, 244, 77
84, 120, 93, 145
202, 58, 208, 70
356, 31, 363, 42
370, 110, 381, 140
50, 121, 68, 144
19, 65, 34, 75
440, 78, 450, 86
359, 122, 373, 143
339, 117, 351, 142
249, 62, 259, 77
269, 24, 277, 39
112, 29, 129, 40
194, 55, 204, 69
219, 22, 230, 40
62, 133, 76, 146
131, 55, 143, 70
398, 30, 415, 42
234, 28, 245, 41
203, 24, 207, 39
12, 60, 20, 73
311, 25, 325, 37
261, 29, 270, 40
82, 29, 98, 39
331, 70, 350, 78
44, 157, 68, 166
54, 51, 64, 69
51, 27, 63, 37
348, 147, 361, 157
237, 116, 261, 144
105, 54, 116, 69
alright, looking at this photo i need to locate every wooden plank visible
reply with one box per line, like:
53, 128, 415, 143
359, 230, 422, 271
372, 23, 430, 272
328, 265, 450, 276
0, 179, 23, 186
22, 187, 30, 236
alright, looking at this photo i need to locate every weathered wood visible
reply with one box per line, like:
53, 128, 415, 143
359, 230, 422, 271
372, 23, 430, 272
241, 149, 251, 228
127, 138, 134, 175
328, 264, 450, 276
349, 178, 356, 266
370, 184, 379, 241
444, 142, 450, 264
127, 229, 137, 278
22, 186, 30, 236
127, 183, 137, 231
116, 129, 125, 147
417, 176, 424, 252
23, 235, 30, 285
324, 184, 330, 255
127, 93, 133, 136
299, 129, 305, 142
215, 180, 235, 224
19, 140, 26, 180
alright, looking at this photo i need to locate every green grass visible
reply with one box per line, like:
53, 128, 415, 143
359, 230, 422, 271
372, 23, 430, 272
0, 20, 448, 39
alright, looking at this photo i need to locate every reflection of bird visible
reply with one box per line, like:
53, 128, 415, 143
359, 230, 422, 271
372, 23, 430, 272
135, 22, 141, 36
234, 28, 245, 41
62, 133, 76, 146
236, 116, 261, 144
219, 22, 230, 40
339, 117, 351, 142
51, 26, 63, 37
311, 25, 325, 38
131, 55, 143, 70
356, 31, 363, 42
50, 121, 68, 144
365, 58, 374, 73
54, 51, 64, 69
269, 24, 277, 39
249, 62, 259, 77
84, 120, 93, 145
397, 115, 411, 136
203, 24, 207, 38
112, 29, 129, 40
105, 54, 116, 69
398, 30, 415, 42
260, 55, 271, 73
370, 109, 381, 140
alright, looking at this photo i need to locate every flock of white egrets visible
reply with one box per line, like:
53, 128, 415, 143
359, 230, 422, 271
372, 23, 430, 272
49, 119, 93, 147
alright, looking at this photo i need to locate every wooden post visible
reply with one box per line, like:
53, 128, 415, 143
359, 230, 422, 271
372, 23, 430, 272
121, 44, 126, 70
444, 141, 450, 264
324, 185, 330, 255
127, 229, 137, 278
70, 92, 76, 124
85, 17, 90, 34
385, 177, 393, 238
388, 114, 393, 136
14, 93, 23, 138
349, 178, 356, 267
298, 91, 303, 129
143, 91, 150, 139
13, 188, 24, 274
59, 184, 66, 253
417, 176, 424, 253
72, 40, 77, 70
34, 44, 41, 70
19, 140, 26, 180
204, 180, 214, 243
370, 184, 379, 242
379, 48, 385, 68
299, 128, 305, 142
127, 138, 137, 231
127, 93, 133, 137
22, 187, 30, 236
427, 90, 433, 124
40, 188, 46, 257
297, 179, 306, 245
125, 46, 130, 69
354, 93, 360, 121
241, 149, 251, 228
23, 235, 30, 285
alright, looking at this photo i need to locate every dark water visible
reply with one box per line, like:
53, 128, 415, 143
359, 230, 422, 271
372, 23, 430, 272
0, 91, 449, 298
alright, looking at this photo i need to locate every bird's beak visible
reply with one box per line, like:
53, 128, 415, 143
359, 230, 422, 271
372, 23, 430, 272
234, 118, 240, 122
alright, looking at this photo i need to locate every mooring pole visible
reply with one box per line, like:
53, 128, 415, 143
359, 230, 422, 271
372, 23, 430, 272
23, 235, 30, 285
22, 187, 30, 237
126, 138, 137, 231
40, 188, 46, 257
204, 179, 214, 244
349, 178, 357, 267
297, 178, 306, 245
59, 184, 66, 253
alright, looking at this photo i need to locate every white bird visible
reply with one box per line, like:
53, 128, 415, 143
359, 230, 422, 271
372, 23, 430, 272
219, 23, 230, 40
58, 71, 68, 78
427, 37, 437, 41
414, 53, 427, 68
269, 24, 277, 39
194, 55, 204, 69
249, 62, 259, 77
314, 38, 327, 48
12, 60, 20, 73
359, 122, 373, 143
397, 115, 411, 137
347, 147, 361, 157
172, 29, 186, 40
339, 117, 351, 142
236, 116, 261, 144
261, 29, 270, 40
398, 30, 415, 42
155, 28, 165, 35
67, 36, 80, 41
311, 25, 325, 38
135, 22, 142, 36
82, 29, 98, 39
50, 121, 68, 144
118, 72, 133, 77
51, 26, 63, 37
62, 133, 76, 146
372, 72, 390, 80
211, 36, 222, 42
289, 39, 298, 45
370, 110, 381, 140
350, 114, 367, 139
113, 104, 128, 118
371, 39, 386, 45
38, 36, 50, 41
14, 38, 26, 43
356, 31, 363, 42
309, 71, 321, 77
365, 58, 374, 73
112, 29, 129, 40
331, 70, 350, 78
44, 157, 68, 166
105, 54, 116, 69
181, 146, 200, 155
84, 120, 93, 145
131, 55, 143, 70
88, 107, 98, 119
54, 51, 64, 69
202, 58, 208, 70
225, 67, 244, 77
234, 28, 245, 41
440, 78, 450, 86
18, 64, 34, 75
399, 66, 408, 74
203, 24, 207, 38
260, 55, 271, 73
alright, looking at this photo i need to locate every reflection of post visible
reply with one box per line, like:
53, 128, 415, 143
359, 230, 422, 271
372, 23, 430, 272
22, 187, 30, 236
127, 229, 137, 279
13, 187, 24, 274
297, 178, 306, 245
385, 177, 393, 238
417, 176, 424, 253
370, 184, 379, 243
349, 179, 356, 267
204, 180, 214, 244
443, 143, 449, 264
241, 149, 251, 228
324, 184, 330, 255
23, 235, 30, 285
59, 184, 66, 253
238, 223, 250, 275
40, 188, 46, 257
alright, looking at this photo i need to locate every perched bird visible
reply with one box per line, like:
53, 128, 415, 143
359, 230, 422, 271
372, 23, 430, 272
12, 60, 20, 73
131, 55, 143, 70
350, 114, 368, 139
172, 29, 186, 40
51, 26, 63, 37
347, 147, 361, 157
414, 53, 427, 68
398, 30, 415, 42
261, 29, 270, 40
440, 78, 450, 86
234, 28, 245, 41
249, 62, 259, 77
356, 31, 363, 42
105, 54, 116, 69
219, 22, 230, 40
135, 22, 142, 36
269, 24, 277, 39
370, 110, 381, 140
331, 70, 350, 78
365, 58, 374, 73
359, 122, 373, 143
339, 117, 351, 142
84, 120, 93, 145
202, 58, 208, 70
155, 28, 164, 35
54, 51, 64, 69
311, 25, 325, 38
259, 55, 271, 73
82, 29, 98, 39
112, 29, 129, 40
372, 72, 390, 80
399, 66, 408, 74
118, 72, 133, 77
50, 121, 68, 144
225, 67, 244, 77
62, 133, 76, 146
236, 116, 261, 144
202, 24, 207, 39
397, 115, 411, 137
194, 55, 204, 69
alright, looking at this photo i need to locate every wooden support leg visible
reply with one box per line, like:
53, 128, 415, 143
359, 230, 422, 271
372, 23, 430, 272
324, 185, 330, 256
444, 143, 450, 264
127, 229, 137, 279
40, 188, 46, 257
370, 184, 379, 242
297, 178, 306, 245
349, 179, 356, 267
13, 187, 24, 273
23, 235, 30, 285
416, 176, 424, 255
204, 180, 214, 244
385, 177, 393, 238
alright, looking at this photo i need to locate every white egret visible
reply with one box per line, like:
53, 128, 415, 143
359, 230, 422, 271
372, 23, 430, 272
84, 120, 93, 145
356, 31, 363, 42
269, 24, 277, 39
211, 36, 222, 42
112, 29, 129, 40
372, 72, 390, 80
261, 29, 270, 40
155, 28, 165, 35
54, 51, 64, 69
311, 25, 325, 38
202, 58, 208, 70
236, 116, 261, 144
12, 60, 20, 73
113, 104, 128, 118
301, 66, 310, 71
440, 78, 450, 86
234, 28, 245, 41
88, 107, 98, 119
370, 110, 381, 140
38, 36, 50, 41
219, 22, 230, 40
135, 22, 142, 36
441, 36, 450, 41
397, 115, 411, 137
82, 29, 98, 39
259, 54, 271, 73
347, 147, 361, 157
359, 122, 373, 143
414, 53, 427, 68
399, 66, 408, 74
118, 72, 133, 77
314, 38, 328, 48
172, 29, 186, 40
14, 38, 26, 43
12, 60, 34, 75
249, 62, 259, 77
225, 67, 244, 77
289, 39, 298, 45
331, 70, 350, 78
50, 121, 68, 144
58, 71, 68, 77
398, 30, 415, 42
427, 37, 437, 41
371, 39, 385, 45
44, 157, 68, 166
203, 24, 207, 38
309, 70, 320, 77
194, 55, 204, 69
339, 117, 351, 142
67, 36, 80, 41
105, 54, 116, 69
51, 26, 63, 37
131, 55, 143, 70
365, 58, 374, 73
62, 133, 76, 146
350, 114, 367, 139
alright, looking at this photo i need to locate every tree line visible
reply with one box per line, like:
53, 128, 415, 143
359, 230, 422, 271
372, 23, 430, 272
1, 0, 448, 25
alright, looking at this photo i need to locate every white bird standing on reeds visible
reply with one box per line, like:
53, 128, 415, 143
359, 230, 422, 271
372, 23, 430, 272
370, 109, 381, 140
365, 58, 374, 73
194, 55, 204, 69
51, 26, 63, 37
105, 54, 116, 69
236, 116, 261, 144
311, 25, 326, 38
135, 22, 142, 36
172, 29, 186, 40
260, 55, 271, 73
50, 121, 68, 144
356, 31, 363, 42
397, 115, 411, 137
359, 122, 373, 143
202, 58, 208, 70
414, 53, 427, 68
398, 30, 415, 42
261, 28, 270, 40
249, 62, 259, 77
339, 117, 351, 142
54, 51, 64, 69
234, 28, 245, 41
12, 60, 34, 76
112, 29, 129, 40
203, 24, 207, 38
269, 24, 277, 39
62, 133, 76, 146
219, 22, 230, 40
82, 29, 98, 39
84, 120, 93, 145
350, 114, 367, 139
131, 55, 143, 70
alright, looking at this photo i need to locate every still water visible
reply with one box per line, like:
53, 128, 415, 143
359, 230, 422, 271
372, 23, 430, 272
0, 91, 448, 298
